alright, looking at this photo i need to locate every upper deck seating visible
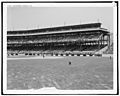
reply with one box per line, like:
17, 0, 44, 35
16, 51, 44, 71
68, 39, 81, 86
7, 33, 101, 44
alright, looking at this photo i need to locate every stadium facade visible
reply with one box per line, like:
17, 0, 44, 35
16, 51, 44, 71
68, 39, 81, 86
7, 22, 110, 56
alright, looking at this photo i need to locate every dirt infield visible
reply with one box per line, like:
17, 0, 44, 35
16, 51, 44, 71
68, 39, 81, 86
7, 56, 113, 90
7, 56, 64, 60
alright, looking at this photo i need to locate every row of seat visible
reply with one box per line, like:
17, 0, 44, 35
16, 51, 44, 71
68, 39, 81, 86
8, 44, 107, 54
7, 34, 101, 44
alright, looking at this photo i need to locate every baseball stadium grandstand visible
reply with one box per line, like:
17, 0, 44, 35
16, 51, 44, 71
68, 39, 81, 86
7, 22, 113, 90
7, 22, 110, 57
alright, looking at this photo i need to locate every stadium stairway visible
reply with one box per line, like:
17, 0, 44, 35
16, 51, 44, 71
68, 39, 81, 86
96, 46, 108, 54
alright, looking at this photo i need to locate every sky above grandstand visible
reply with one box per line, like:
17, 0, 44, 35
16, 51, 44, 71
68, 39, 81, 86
7, 6, 113, 32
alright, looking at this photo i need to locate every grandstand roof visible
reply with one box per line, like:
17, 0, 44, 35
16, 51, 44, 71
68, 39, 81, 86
7, 28, 109, 37
7, 23, 102, 35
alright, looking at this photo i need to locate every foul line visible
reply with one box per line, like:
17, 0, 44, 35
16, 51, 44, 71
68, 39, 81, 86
7, 56, 64, 60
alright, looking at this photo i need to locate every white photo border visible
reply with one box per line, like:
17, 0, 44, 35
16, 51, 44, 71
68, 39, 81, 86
2, 1, 118, 95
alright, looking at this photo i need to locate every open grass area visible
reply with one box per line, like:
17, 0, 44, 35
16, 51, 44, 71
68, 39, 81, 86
7, 56, 113, 90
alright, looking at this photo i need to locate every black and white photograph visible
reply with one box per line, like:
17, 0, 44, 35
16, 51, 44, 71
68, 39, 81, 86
2, 1, 118, 95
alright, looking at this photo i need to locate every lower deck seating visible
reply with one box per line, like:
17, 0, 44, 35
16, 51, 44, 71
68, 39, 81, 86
7, 44, 107, 55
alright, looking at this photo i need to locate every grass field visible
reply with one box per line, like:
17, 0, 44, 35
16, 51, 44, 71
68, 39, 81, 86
7, 56, 113, 90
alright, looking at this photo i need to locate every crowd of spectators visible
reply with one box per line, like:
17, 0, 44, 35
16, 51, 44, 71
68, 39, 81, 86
7, 32, 103, 55
7, 33, 101, 44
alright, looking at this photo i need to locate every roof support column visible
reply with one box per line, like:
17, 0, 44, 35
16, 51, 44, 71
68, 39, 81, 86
102, 35, 104, 46
108, 34, 110, 50
98, 39, 100, 50
102, 35, 103, 45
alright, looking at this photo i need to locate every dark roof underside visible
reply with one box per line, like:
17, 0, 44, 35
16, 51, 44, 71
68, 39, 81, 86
7, 23, 101, 34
